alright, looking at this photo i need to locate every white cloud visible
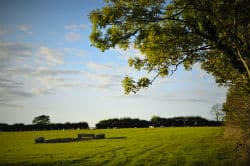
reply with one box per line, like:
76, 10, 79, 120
0, 41, 227, 111
65, 32, 81, 42
84, 61, 150, 92
81, 61, 135, 91
0, 42, 127, 107
38, 47, 64, 65
64, 24, 86, 42
86, 62, 112, 71
64, 48, 86, 57
16, 24, 32, 34
0, 42, 34, 71
64, 24, 87, 31
0, 42, 69, 107
84, 72, 120, 85
0, 68, 86, 107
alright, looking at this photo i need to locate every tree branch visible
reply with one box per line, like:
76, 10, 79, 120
237, 49, 250, 80
150, 73, 160, 84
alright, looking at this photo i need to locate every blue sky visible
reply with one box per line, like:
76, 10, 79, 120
0, 0, 227, 126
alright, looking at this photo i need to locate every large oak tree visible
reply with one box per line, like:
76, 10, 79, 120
89, 0, 249, 94
89, 0, 249, 155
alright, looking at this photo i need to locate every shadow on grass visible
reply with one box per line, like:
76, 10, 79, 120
106, 137, 127, 139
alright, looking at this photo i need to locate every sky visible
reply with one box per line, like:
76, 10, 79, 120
0, 0, 228, 127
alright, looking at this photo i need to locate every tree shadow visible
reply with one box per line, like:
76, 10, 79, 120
106, 137, 126, 139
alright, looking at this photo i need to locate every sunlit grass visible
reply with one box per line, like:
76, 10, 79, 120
0, 127, 243, 165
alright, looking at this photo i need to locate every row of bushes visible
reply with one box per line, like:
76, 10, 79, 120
0, 116, 222, 131
151, 116, 221, 127
96, 118, 151, 129
95, 116, 222, 129
0, 122, 89, 131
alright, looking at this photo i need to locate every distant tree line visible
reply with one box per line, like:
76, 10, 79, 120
0, 115, 89, 131
95, 116, 222, 129
96, 118, 151, 129
0, 122, 89, 131
0, 115, 222, 131
151, 116, 221, 127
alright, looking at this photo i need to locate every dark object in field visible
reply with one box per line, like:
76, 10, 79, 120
95, 133, 105, 139
35, 133, 105, 144
35, 137, 45, 143
78, 133, 95, 139
45, 138, 73, 143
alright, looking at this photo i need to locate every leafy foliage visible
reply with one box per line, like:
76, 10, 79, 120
32, 115, 50, 125
150, 116, 221, 127
223, 82, 250, 141
95, 116, 221, 129
89, 0, 250, 93
89, 0, 250, 155
0, 122, 89, 131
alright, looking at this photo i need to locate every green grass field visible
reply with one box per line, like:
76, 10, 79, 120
0, 127, 244, 166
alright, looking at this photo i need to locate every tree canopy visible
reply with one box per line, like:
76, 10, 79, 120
32, 115, 50, 125
89, 0, 250, 156
89, 0, 250, 94
211, 103, 225, 122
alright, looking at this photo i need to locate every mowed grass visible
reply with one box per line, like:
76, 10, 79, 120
0, 127, 243, 166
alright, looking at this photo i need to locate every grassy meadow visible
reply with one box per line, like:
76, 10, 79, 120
0, 127, 244, 166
